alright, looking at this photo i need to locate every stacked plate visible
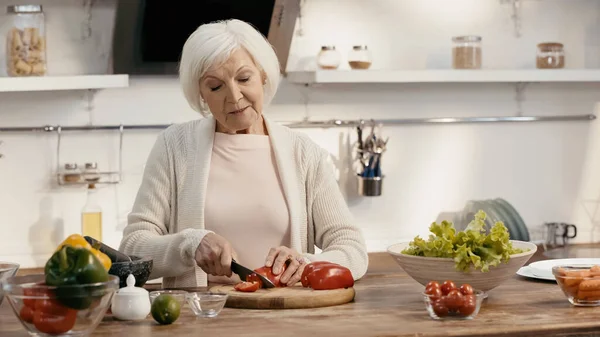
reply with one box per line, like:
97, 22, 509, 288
452, 198, 530, 242
517, 258, 600, 282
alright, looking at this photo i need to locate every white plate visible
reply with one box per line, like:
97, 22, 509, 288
516, 266, 556, 281
528, 258, 600, 279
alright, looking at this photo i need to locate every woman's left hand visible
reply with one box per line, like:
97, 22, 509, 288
265, 246, 307, 286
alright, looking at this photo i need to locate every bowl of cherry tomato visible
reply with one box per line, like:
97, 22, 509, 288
423, 280, 486, 320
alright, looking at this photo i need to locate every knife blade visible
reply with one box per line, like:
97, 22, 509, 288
231, 259, 275, 289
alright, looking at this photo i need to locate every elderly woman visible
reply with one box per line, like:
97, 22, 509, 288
119, 19, 368, 288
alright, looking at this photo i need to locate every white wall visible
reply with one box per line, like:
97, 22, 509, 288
1, 0, 600, 268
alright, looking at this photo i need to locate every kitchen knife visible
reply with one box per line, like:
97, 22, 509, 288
231, 259, 275, 289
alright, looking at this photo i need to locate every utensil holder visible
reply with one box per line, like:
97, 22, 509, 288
357, 175, 384, 197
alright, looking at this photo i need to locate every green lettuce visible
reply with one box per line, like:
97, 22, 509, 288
401, 210, 527, 272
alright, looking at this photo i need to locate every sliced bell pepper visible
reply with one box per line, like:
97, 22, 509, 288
300, 262, 354, 290
44, 245, 109, 310
55, 234, 112, 272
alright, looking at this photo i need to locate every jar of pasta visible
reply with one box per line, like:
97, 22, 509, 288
5, 5, 47, 77
452, 35, 482, 69
536, 42, 565, 69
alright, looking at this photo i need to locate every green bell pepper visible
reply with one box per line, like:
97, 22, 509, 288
44, 245, 109, 310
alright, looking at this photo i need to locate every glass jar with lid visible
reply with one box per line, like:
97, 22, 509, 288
536, 42, 565, 69
452, 35, 482, 69
62, 163, 81, 183
83, 162, 100, 182
317, 46, 341, 70
348, 45, 372, 70
5, 5, 47, 77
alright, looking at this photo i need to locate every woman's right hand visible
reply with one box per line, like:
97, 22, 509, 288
195, 233, 236, 277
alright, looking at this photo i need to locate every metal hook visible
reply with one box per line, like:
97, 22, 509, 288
55, 126, 62, 185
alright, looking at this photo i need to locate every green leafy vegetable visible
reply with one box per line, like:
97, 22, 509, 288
401, 210, 527, 272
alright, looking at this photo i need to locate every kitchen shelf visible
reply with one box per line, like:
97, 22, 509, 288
285, 70, 600, 84
0, 74, 129, 92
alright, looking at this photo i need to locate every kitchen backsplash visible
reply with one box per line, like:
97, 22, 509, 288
1, 0, 600, 268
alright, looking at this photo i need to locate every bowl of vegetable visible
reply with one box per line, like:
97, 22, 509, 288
2, 274, 119, 337
0, 262, 20, 305
423, 280, 486, 320
387, 210, 537, 292
553, 264, 600, 307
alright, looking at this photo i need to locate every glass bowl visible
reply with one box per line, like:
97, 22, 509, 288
553, 265, 600, 307
423, 289, 485, 320
2, 274, 119, 337
149, 290, 188, 307
185, 292, 228, 318
0, 262, 20, 305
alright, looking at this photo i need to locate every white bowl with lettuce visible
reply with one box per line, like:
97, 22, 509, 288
387, 210, 537, 292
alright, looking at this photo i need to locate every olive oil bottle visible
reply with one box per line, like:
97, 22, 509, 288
81, 183, 102, 241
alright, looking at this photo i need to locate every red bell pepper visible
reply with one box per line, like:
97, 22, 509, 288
233, 263, 289, 292
301, 262, 354, 290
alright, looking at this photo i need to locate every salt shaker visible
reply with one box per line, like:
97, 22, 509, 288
111, 274, 151, 321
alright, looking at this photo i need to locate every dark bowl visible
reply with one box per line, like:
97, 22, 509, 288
108, 255, 153, 288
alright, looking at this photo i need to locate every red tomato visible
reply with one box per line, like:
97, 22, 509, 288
459, 297, 477, 316
444, 289, 464, 312
440, 280, 456, 296
459, 284, 474, 296
22, 287, 48, 309
425, 287, 442, 302
234, 281, 260, 292
432, 299, 449, 317
19, 305, 35, 323
425, 281, 440, 290
33, 310, 77, 334
301, 263, 354, 290
32, 298, 77, 334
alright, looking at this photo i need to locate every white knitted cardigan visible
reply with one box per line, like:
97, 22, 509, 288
119, 116, 369, 288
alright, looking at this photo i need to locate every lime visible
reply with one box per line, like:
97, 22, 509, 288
151, 294, 181, 325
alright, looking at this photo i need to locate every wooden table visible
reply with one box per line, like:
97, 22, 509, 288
2, 249, 600, 337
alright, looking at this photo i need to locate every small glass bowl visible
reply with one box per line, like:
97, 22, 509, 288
0, 262, 20, 305
423, 289, 485, 320
185, 292, 228, 318
149, 290, 188, 307
2, 274, 118, 337
553, 265, 600, 307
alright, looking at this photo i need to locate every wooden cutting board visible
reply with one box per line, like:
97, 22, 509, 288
209, 285, 356, 309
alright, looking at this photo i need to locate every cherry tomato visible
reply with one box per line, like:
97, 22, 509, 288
234, 281, 260, 292
459, 283, 474, 296
425, 281, 440, 290
444, 289, 464, 312
432, 299, 449, 317
440, 280, 456, 296
425, 287, 443, 302
19, 305, 35, 323
32, 298, 77, 334
459, 296, 477, 316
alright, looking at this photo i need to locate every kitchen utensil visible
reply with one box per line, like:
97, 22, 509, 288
109, 256, 153, 288
84, 236, 131, 262
516, 266, 556, 282
185, 292, 228, 317
553, 265, 600, 307
209, 285, 355, 309
544, 222, 577, 247
387, 240, 537, 292
0, 262, 19, 305
231, 259, 275, 289
111, 274, 151, 321
528, 258, 600, 280
149, 290, 188, 307
2, 274, 118, 336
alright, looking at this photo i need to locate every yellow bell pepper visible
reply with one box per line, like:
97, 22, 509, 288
55, 234, 112, 272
